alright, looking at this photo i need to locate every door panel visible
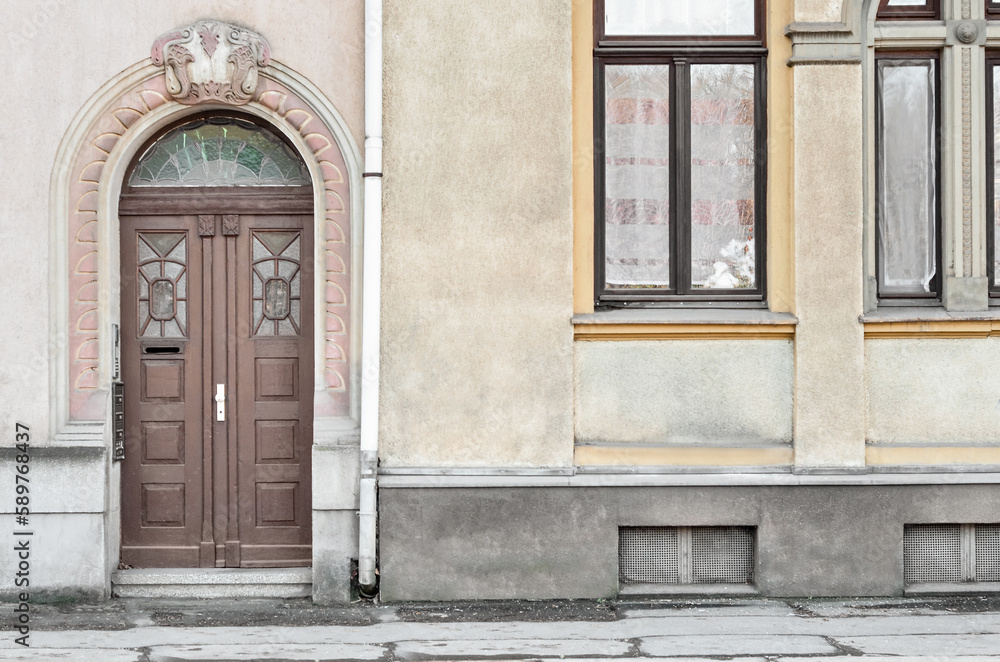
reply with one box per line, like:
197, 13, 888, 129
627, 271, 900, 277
121, 209, 312, 568
236, 218, 313, 567
121, 217, 206, 567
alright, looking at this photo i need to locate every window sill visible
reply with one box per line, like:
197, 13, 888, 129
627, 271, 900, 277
573, 308, 797, 340
619, 583, 758, 597
861, 307, 1000, 338
904, 583, 1000, 596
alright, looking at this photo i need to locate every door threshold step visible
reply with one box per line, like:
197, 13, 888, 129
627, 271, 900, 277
112, 568, 312, 599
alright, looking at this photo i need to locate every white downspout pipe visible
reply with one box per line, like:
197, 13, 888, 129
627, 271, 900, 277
359, 0, 383, 594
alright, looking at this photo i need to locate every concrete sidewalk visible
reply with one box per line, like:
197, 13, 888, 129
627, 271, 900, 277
3, 595, 1000, 660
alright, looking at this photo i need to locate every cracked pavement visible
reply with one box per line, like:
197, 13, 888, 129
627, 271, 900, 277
2, 595, 1000, 660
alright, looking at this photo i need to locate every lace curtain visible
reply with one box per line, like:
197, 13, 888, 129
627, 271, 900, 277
605, 0, 755, 36
604, 64, 756, 290
604, 65, 672, 288
877, 60, 937, 295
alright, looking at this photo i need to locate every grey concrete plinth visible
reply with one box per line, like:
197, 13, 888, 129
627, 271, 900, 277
312, 509, 359, 604
111, 568, 312, 599
379, 482, 1000, 600
0, 511, 109, 601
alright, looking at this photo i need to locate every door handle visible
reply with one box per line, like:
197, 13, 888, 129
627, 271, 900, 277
215, 384, 225, 422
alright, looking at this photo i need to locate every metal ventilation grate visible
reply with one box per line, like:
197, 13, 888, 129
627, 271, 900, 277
619, 526, 680, 584
976, 525, 1000, 582
903, 524, 962, 584
691, 526, 755, 584
619, 526, 754, 585
904, 523, 1000, 584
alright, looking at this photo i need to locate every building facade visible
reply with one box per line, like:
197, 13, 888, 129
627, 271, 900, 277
3, 0, 1000, 602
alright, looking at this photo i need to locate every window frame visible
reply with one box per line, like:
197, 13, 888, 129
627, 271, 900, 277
873, 50, 943, 303
595, 0, 765, 47
593, 1, 768, 308
875, 0, 941, 21
988, 54, 1000, 297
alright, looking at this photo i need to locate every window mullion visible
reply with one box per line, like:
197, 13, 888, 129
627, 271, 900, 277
755, 57, 767, 299
988, 55, 997, 293
675, 59, 692, 294
961, 523, 976, 582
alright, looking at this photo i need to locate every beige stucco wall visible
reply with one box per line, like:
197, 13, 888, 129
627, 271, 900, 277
379, 0, 574, 467
575, 341, 793, 446
0, 0, 363, 442
795, 0, 845, 22
793, 64, 866, 467
867, 339, 1000, 444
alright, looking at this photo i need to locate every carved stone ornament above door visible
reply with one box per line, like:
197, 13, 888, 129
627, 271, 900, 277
151, 21, 271, 106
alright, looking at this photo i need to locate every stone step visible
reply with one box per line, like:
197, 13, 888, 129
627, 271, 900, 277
112, 568, 312, 599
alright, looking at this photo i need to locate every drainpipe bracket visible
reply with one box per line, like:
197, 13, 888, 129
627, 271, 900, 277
360, 449, 378, 479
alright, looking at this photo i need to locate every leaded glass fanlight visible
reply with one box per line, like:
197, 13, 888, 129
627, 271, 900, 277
128, 116, 310, 187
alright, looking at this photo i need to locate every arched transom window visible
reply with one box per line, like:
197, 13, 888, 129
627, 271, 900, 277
128, 116, 310, 187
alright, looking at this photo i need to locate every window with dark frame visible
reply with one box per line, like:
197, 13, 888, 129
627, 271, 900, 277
594, 0, 767, 307
988, 55, 1000, 296
874, 4, 1000, 305
874, 53, 941, 300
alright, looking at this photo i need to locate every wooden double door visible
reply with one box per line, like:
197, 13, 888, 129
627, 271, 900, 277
119, 191, 313, 568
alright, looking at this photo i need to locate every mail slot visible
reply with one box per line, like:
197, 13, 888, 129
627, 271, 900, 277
143, 345, 181, 355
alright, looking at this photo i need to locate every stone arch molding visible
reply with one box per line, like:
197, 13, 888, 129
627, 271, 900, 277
52, 20, 362, 434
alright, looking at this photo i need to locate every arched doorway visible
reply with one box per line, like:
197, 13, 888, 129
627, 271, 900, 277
51, 19, 362, 598
118, 114, 315, 568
